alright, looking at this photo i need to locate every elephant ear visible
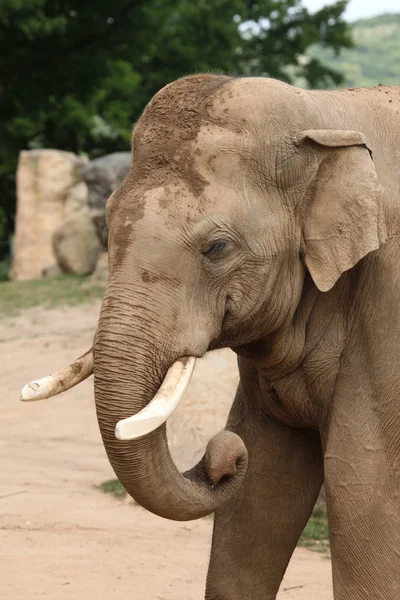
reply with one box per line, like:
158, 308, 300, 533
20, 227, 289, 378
296, 129, 387, 292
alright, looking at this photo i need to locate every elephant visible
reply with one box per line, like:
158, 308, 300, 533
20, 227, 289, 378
21, 74, 400, 599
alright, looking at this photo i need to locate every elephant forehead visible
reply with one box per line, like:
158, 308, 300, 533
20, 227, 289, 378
209, 77, 311, 138
131, 74, 232, 198
134, 74, 231, 147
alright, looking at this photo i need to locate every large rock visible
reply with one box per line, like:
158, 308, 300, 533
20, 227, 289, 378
11, 150, 130, 280
52, 212, 102, 275
11, 150, 86, 280
84, 152, 131, 241
52, 152, 131, 275
51, 165, 103, 275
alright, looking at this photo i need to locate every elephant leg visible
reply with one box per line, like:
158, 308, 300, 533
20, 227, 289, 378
205, 387, 324, 600
323, 400, 400, 600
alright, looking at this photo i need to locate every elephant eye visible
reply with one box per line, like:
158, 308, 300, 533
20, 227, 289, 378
203, 240, 228, 258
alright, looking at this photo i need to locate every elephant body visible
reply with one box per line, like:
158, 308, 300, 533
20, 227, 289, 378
69, 76, 400, 598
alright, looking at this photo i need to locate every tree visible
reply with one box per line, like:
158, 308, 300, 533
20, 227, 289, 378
307, 13, 400, 88
0, 0, 352, 259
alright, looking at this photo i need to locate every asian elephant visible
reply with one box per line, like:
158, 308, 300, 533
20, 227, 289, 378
22, 75, 400, 599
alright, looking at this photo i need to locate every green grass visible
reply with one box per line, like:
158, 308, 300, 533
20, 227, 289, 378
0, 275, 105, 315
298, 506, 329, 551
97, 479, 127, 499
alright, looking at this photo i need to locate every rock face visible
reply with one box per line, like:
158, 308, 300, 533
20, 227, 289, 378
11, 150, 86, 280
84, 152, 131, 242
52, 214, 102, 275
11, 150, 131, 280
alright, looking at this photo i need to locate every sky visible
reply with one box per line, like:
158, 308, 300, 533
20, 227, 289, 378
302, 0, 400, 21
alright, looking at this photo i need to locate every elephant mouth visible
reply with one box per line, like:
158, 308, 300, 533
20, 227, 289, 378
114, 356, 196, 440
20, 349, 197, 440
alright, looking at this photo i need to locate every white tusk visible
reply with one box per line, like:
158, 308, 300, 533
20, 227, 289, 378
20, 350, 93, 402
115, 356, 197, 441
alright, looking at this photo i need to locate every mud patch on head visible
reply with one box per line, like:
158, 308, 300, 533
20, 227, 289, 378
111, 222, 136, 272
132, 74, 232, 198
141, 269, 180, 286
107, 192, 145, 270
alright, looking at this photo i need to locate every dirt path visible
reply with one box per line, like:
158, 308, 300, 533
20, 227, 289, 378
1, 303, 333, 599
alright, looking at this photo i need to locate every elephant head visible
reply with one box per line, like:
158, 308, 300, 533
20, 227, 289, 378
21, 75, 386, 521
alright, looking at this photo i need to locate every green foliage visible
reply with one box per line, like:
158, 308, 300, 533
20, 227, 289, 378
0, 0, 352, 256
298, 506, 329, 550
235, 0, 352, 88
0, 275, 105, 315
97, 479, 127, 499
307, 13, 400, 88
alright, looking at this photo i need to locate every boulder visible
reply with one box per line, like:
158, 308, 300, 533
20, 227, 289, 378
11, 150, 86, 280
41, 263, 62, 278
84, 152, 131, 241
11, 150, 130, 280
52, 211, 102, 275
51, 167, 104, 275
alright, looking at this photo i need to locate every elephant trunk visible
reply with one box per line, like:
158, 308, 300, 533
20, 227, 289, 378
93, 292, 247, 521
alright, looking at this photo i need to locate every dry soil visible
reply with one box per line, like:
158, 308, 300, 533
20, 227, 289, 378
1, 302, 333, 599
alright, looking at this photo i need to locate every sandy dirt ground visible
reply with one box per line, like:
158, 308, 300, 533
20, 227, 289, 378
1, 302, 333, 599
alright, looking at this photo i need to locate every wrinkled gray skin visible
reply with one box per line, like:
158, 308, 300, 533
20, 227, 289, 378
93, 75, 400, 600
